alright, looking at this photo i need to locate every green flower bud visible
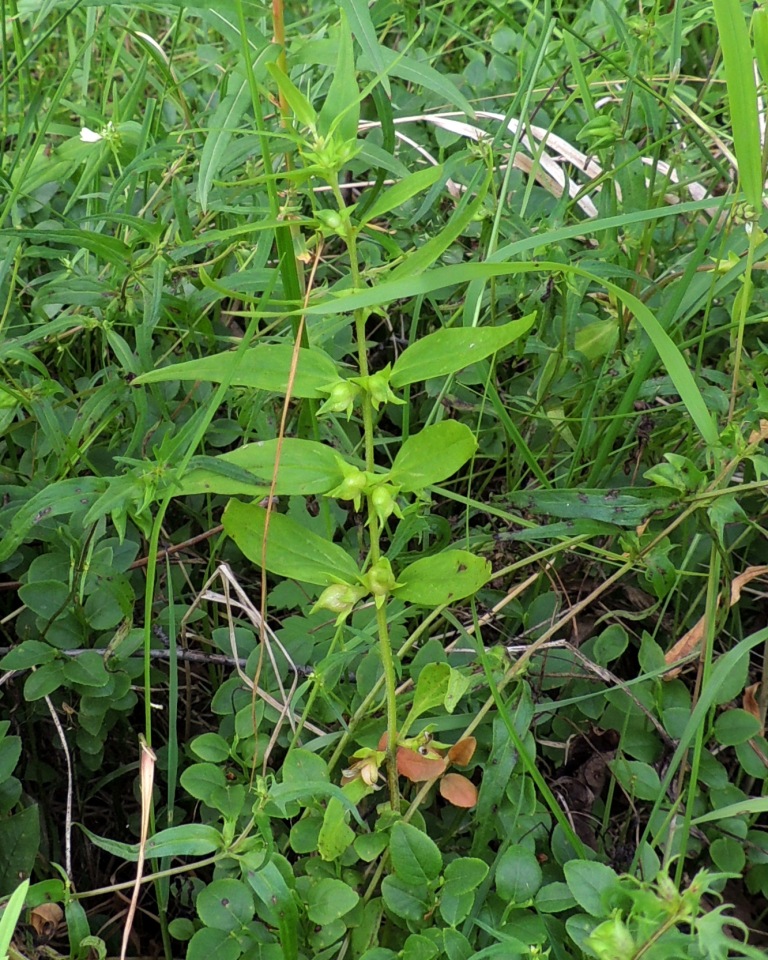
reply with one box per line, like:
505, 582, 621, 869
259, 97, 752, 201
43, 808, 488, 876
327, 457, 370, 510
311, 582, 367, 624
316, 208, 344, 232
370, 483, 404, 526
352, 364, 404, 410
317, 379, 360, 419
361, 558, 400, 607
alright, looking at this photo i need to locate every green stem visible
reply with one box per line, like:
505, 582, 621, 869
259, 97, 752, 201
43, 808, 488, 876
331, 175, 399, 808
728, 218, 758, 422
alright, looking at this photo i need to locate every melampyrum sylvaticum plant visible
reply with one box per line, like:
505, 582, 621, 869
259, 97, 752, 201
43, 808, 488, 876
131, 14, 535, 813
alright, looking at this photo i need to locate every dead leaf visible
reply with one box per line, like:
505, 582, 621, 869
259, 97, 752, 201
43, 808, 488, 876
748, 419, 768, 445
29, 903, 63, 940
439, 773, 478, 808
447, 737, 477, 767
743, 682, 763, 733
664, 565, 768, 679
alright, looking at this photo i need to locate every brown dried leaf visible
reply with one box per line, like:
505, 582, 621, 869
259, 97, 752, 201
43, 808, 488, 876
447, 736, 477, 767
664, 565, 768, 679
439, 773, 478, 808
29, 903, 63, 939
743, 682, 763, 733
748, 419, 768, 445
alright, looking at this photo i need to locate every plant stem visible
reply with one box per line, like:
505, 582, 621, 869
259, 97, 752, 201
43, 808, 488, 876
333, 176, 400, 808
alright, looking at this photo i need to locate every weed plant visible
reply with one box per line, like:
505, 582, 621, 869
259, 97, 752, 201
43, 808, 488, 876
1, 0, 768, 958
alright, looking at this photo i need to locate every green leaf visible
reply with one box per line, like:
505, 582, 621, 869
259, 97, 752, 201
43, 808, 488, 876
306, 878, 359, 923
0, 641, 57, 671
18, 580, 70, 619
187, 927, 241, 960
318, 12, 359, 144
396, 550, 491, 606
180, 762, 227, 806
337, 0, 389, 94
714, 708, 762, 746
389, 822, 442, 885
442, 858, 489, 896
266, 63, 318, 130
402, 663, 451, 732
179, 439, 345, 498
282, 748, 329, 785
190, 733, 231, 763
506, 487, 675, 526
438, 889, 474, 926
380, 876, 430, 922
246, 860, 299, 960
712, 0, 762, 209
1, 228, 130, 268
402, 934, 440, 960
360, 165, 444, 224
197, 878, 254, 931
390, 315, 536, 387
223, 501, 360, 586
444, 667, 471, 712
388, 170, 491, 281
132, 343, 339, 398
609, 758, 661, 801
23, 662, 66, 701
198, 76, 251, 211
78, 823, 222, 861
495, 845, 542, 903
0, 879, 29, 960
534, 881, 577, 913
0, 737, 21, 784
317, 797, 355, 862
357, 46, 474, 117
305, 259, 718, 447
563, 860, 622, 917
0, 806, 39, 897
389, 422, 477, 491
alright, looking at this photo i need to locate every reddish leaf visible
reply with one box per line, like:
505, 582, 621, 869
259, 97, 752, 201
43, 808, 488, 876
439, 773, 478, 808
447, 736, 477, 766
397, 747, 447, 782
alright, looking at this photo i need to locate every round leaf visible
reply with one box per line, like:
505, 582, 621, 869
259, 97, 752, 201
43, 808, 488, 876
306, 878, 359, 923
196, 878, 254, 931
439, 773, 477, 808
495, 844, 542, 903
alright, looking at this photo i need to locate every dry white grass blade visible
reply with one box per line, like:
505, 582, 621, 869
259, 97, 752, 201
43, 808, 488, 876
120, 737, 156, 960
360, 109, 717, 220
45, 694, 73, 881
180, 563, 326, 743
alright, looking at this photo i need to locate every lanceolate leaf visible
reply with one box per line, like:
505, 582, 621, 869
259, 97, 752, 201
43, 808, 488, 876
396, 550, 490, 606
132, 343, 339, 398
198, 76, 251, 211
223, 501, 360, 586
360, 165, 444, 224
337, 0, 390, 95
390, 314, 536, 387
505, 487, 677, 526
179, 440, 345, 497
305, 259, 717, 446
390, 422, 477, 490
